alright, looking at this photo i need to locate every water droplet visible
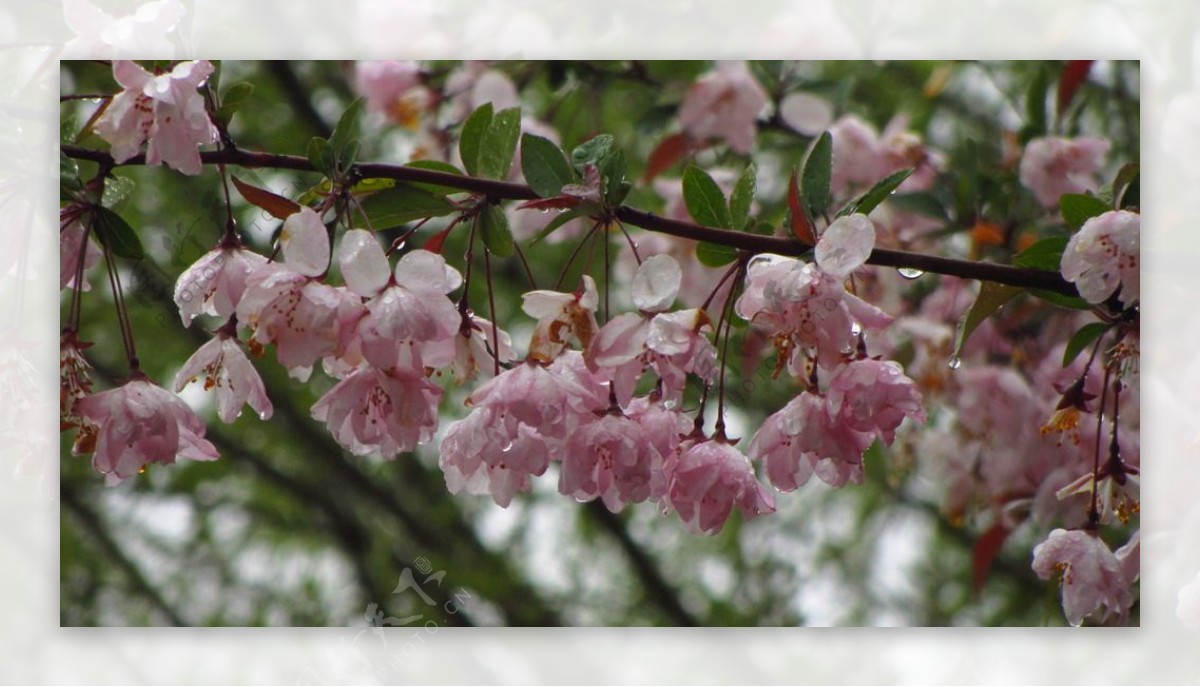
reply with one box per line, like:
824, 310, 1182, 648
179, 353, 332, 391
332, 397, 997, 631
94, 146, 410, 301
500, 439, 514, 452
947, 355, 962, 370
556, 208, 569, 213
539, 208, 550, 214
850, 322, 863, 336
898, 267, 925, 279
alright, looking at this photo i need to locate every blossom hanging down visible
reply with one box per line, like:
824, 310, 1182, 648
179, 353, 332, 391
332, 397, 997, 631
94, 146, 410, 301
736, 214, 892, 372
1060, 210, 1140, 307
667, 439, 775, 534
1032, 528, 1137, 626
94, 60, 219, 175
73, 376, 218, 484
174, 331, 273, 423
174, 243, 268, 326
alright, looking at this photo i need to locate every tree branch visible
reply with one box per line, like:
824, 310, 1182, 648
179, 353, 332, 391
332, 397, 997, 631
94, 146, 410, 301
60, 144, 1080, 296
61, 484, 189, 626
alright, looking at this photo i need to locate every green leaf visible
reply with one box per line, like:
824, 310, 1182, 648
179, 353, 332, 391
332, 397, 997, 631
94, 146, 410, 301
60, 151, 83, 197
837, 168, 914, 217
101, 176, 135, 209
696, 241, 738, 267
1062, 322, 1111, 367
729, 164, 757, 230
215, 82, 254, 124
479, 204, 514, 257
358, 183, 458, 228
478, 107, 522, 180
521, 134, 576, 198
307, 137, 335, 178
1022, 64, 1050, 143
599, 147, 630, 207
570, 134, 615, 172
458, 103, 494, 177
93, 207, 144, 260
801, 131, 832, 220
530, 208, 589, 246
951, 281, 1024, 362
405, 160, 464, 176
1111, 163, 1139, 209
329, 98, 365, 168
1060, 193, 1110, 230
1030, 288, 1092, 310
682, 166, 731, 229
1013, 236, 1069, 271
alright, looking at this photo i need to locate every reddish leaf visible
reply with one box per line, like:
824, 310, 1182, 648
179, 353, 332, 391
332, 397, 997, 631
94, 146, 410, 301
643, 132, 688, 184
423, 225, 454, 254
515, 196, 583, 211
972, 521, 1012, 595
1056, 60, 1093, 119
232, 176, 301, 219
787, 169, 816, 246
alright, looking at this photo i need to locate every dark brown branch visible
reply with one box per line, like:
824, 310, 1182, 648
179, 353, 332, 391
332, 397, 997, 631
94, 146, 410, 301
60, 144, 1080, 296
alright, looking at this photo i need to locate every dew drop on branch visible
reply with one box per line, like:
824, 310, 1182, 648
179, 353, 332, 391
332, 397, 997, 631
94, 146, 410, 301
897, 267, 925, 279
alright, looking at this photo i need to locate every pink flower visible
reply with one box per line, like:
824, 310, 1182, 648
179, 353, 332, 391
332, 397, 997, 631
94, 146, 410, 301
678, 61, 768, 154
73, 377, 218, 484
60, 213, 101, 291
1032, 528, 1135, 626
235, 265, 343, 379
747, 391, 875, 491
828, 115, 941, 198
173, 332, 273, 423
438, 314, 516, 383
560, 413, 661, 511
310, 364, 442, 459
174, 245, 267, 326
523, 277, 599, 363
1061, 210, 1139, 307
645, 308, 718, 403
826, 358, 925, 443
439, 410, 551, 508
356, 249, 462, 371
354, 60, 432, 128
60, 332, 94, 435
736, 254, 892, 371
1019, 136, 1111, 207
667, 439, 775, 534
94, 60, 218, 175
280, 207, 331, 278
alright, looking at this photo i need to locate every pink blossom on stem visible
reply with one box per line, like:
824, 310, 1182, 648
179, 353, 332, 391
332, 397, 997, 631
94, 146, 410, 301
1019, 136, 1111, 207
678, 61, 768, 154
74, 376, 218, 484
560, 413, 662, 511
310, 364, 442, 459
94, 60, 218, 175
173, 245, 267, 327
815, 213, 876, 280
235, 264, 343, 379
826, 358, 925, 443
1032, 528, 1135, 626
439, 410, 551, 508
174, 332, 273, 423
1061, 210, 1139, 307
667, 439, 775, 534
356, 249, 462, 370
